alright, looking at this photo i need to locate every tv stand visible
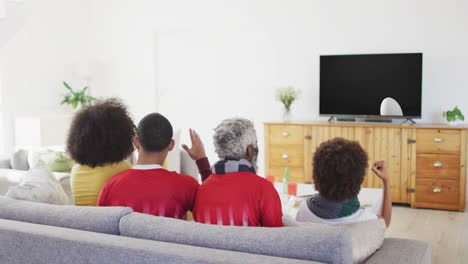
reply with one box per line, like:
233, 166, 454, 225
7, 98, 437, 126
264, 122, 467, 212
328, 116, 356, 122
364, 118, 392, 123
402, 118, 416, 124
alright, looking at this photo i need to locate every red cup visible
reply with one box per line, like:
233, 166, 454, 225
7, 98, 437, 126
287, 183, 297, 196
266, 175, 275, 185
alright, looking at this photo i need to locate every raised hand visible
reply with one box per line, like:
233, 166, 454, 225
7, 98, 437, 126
371, 160, 389, 183
372, 160, 392, 227
182, 129, 206, 161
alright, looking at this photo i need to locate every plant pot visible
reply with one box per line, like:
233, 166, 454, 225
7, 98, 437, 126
447, 120, 464, 126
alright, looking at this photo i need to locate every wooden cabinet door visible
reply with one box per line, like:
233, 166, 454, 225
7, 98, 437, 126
357, 127, 415, 204
304, 126, 337, 183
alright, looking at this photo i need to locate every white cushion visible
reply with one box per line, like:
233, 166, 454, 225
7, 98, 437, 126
166, 129, 181, 173
6, 166, 70, 205
10, 149, 29, 170
27, 148, 53, 169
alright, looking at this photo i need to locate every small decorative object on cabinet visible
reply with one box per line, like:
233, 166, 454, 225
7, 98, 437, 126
443, 106, 465, 126
264, 122, 466, 211
275, 86, 300, 122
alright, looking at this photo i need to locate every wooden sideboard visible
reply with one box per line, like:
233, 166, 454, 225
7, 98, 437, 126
264, 122, 467, 211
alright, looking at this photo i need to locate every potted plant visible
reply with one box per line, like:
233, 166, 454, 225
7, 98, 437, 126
276, 86, 301, 122
443, 106, 465, 125
60, 81, 96, 109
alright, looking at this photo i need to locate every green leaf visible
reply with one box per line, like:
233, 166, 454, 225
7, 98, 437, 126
61, 81, 97, 108
63, 81, 73, 92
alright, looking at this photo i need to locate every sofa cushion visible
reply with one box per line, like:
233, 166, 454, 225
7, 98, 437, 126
365, 238, 431, 264
10, 149, 29, 170
120, 212, 352, 264
28, 149, 74, 172
6, 167, 70, 205
0, 196, 132, 235
0, 155, 12, 169
0, 169, 25, 195
291, 219, 387, 263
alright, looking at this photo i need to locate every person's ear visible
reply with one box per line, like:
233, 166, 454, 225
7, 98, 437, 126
244, 145, 254, 161
134, 137, 141, 150
167, 139, 175, 151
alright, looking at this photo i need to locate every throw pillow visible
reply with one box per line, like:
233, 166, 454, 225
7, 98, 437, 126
28, 149, 74, 172
10, 149, 29, 170
48, 152, 74, 172
6, 165, 70, 205
27, 149, 54, 169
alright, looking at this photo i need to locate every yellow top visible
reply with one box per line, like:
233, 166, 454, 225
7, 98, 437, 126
70, 161, 132, 206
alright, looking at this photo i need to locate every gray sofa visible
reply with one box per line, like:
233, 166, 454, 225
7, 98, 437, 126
0, 197, 430, 264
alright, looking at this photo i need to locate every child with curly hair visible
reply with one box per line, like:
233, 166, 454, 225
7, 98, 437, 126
296, 137, 392, 227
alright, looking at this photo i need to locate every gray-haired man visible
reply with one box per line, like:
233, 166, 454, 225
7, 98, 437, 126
193, 118, 283, 227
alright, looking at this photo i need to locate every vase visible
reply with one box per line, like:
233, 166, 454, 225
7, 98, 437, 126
447, 120, 464, 126
282, 108, 292, 123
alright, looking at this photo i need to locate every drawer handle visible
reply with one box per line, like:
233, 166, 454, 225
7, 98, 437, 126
433, 161, 443, 167
282, 132, 289, 137
433, 187, 442, 193
434, 137, 443, 142
282, 153, 289, 159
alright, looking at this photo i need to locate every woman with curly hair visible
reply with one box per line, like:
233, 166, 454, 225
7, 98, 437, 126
67, 98, 136, 206
296, 137, 392, 227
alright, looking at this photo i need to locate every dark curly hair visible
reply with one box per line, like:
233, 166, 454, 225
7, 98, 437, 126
66, 98, 136, 168
313, 137, 368, 202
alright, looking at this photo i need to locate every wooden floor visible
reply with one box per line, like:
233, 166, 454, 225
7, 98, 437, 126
386, 205, 468, 264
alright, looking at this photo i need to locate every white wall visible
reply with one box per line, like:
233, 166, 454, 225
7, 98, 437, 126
0, 0, 4, 18
0, 0, 90, 152
88, 0, 468, 177
1, 0, 466, 199
87, 0, 157, 122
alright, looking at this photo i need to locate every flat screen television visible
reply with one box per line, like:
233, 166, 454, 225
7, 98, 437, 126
319, 53, 423, 120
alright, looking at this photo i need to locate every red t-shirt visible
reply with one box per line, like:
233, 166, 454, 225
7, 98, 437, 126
193, 172, 283, 227
97, 168, 199, 219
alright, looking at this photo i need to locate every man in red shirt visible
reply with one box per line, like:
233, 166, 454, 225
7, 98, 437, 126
193, 118, 283, 227
97, 113, 210, 220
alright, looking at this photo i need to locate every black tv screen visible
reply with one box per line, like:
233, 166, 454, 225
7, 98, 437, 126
319, 53, 423, 118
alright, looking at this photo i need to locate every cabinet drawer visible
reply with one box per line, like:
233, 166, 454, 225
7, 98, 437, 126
417, 129, 460, 154
416, 178, 459, 205
269, 146, 304, 167
268, 167, 306, 183
269, 125, 304, 145
416, 154, 460, 180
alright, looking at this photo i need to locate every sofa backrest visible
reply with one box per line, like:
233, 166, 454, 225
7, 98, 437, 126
0, 196, 132, 235
0, 218, 318, 264
119, 212, 352, 264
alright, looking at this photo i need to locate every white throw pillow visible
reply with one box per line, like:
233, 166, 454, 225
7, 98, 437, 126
10, 149, 29, 170
6, 165, 70, 205
27, 148, 53, 169
166, 129, 181, 173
